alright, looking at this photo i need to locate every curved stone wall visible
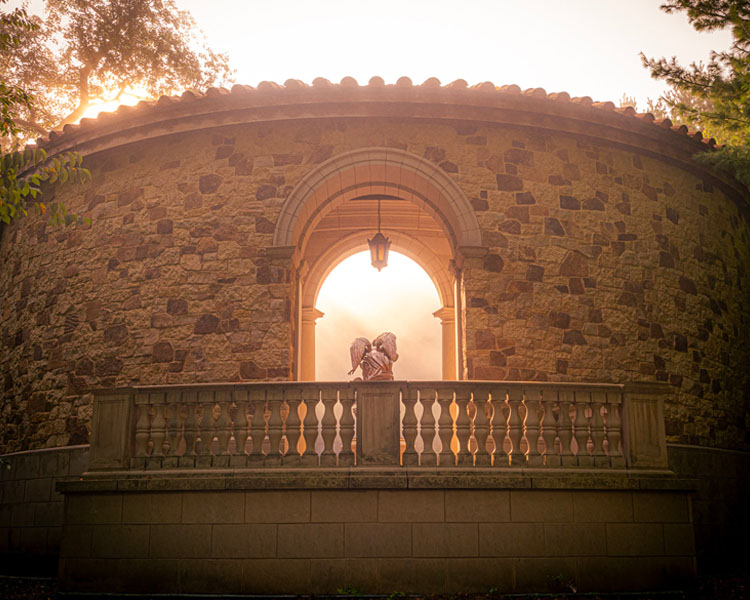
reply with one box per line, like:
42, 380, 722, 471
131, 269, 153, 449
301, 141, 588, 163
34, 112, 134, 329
1, 82, 748, 453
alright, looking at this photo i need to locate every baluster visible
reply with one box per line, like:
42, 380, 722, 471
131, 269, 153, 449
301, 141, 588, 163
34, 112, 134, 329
247, 389, 266, 465
507, 387, 524, 466
606, 391, 626, 468
454, 390, 472, 466
523, 388, 543, 467
540, 389, 558, 467
165, 391, 182, 458
491, 389, 509, 467
133, 393, 151, 458
574, 391, 594, 467
338, 388, 355, 466
181, 392, 198, 466
401, 387, 419, 467
266, 388, 284, 466
215, 390, 232, 459
232, 390, 249, 467
474, 391, 491, 466
419, 389, 437, 467
195, 391, 215, 463
320, 388, 338, 466
558, 390, 575, 466
301, 390, 319, 466
149, 393, 167, 464
590, 391, 608, 467
283, 388, 302, 465
437, 389, 454, 467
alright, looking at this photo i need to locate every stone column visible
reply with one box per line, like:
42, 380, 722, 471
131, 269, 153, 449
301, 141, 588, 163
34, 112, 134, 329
300, 306, 324, 381
433, 307, 456, 380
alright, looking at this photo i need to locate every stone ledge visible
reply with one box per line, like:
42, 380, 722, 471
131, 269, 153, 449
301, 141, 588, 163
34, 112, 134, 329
57, 468, 698, 494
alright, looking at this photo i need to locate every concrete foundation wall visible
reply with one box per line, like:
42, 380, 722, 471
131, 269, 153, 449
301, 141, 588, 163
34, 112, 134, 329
59, 486, 695, 595
0, 446, 88, 575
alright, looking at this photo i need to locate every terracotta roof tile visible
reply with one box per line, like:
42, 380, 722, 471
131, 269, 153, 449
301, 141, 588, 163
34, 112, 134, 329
27, 77, 720, 154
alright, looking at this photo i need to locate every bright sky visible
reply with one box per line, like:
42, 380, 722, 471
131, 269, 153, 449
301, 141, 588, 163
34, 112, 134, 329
316, 252, 442, 381
176, 0, 732, 110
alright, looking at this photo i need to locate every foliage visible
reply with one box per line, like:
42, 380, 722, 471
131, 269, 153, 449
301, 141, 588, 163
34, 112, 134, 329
0, 0, 89, 225
2, 0, 234, 141
641, 1, 750, 188
0, 146, 90, 224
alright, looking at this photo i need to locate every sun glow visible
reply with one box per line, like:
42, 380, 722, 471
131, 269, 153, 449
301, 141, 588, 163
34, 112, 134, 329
315, 251, 442, 381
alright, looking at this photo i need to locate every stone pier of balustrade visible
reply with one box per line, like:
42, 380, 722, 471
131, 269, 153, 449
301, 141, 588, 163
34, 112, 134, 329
86, 380, 669, 474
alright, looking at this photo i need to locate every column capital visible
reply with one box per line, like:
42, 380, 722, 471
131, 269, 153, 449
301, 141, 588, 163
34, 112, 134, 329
301, 306, 325, 322
432, 306, 455, 324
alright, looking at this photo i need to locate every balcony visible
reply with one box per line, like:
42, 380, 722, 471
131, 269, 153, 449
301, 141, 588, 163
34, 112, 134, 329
87, 380, 669, 477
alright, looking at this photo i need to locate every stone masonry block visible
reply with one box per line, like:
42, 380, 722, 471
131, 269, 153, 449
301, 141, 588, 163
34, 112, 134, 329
122, 492, 182, 524
577, 556, 695, 592
445, 558, 514, 593
24, 478, 52, 503
479, 523, 545, 557
378, 490, 444, 522
544, 523, 606, 556
412, 522, 478, 557
212, 523, 276, 558
11, 502, 36, 526
573, 491, 633, 523
90, 524, 149, 558
34, 501, 64, 527
58, 558, 124, 593
378, 557, 449, 593
108, 558, 182, 594
664, 523, 696, 555
514, 557, 578, 593
310, 558, 378, 594
182, 491, 244, 523
245, 491, 310, 523
178, 559, 245, 594
345, 523, 411, 558
277, 523, 343, 558
445, 490, 510, 522
59, 525, 92, 558
606, 523, 664, 556
510, 491, 573, 522
242, 559, 311, 595
149, 524, 211, 558
310, 490, 377, 522
1, 481, 25, 504
64, 494, 122, 525
633, 492, 690, 523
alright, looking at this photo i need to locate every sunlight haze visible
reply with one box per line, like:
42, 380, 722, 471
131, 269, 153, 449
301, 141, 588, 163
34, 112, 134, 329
316, 252, 442, 381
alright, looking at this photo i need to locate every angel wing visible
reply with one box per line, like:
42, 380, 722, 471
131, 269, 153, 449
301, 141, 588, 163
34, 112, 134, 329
374, 332, 398, 362
349, 337, 371, 374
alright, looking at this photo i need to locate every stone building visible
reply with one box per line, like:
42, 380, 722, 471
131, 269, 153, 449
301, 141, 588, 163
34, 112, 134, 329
0, 77, 748, 593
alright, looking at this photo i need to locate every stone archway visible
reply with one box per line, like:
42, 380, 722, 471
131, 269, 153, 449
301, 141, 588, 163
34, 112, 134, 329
272, 147, 482, 381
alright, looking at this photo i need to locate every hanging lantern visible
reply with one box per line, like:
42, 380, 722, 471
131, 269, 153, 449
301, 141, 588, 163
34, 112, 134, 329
368, 197, 391, 271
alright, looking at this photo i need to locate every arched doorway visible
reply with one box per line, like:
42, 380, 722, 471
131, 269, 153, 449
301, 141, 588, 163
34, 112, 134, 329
271, 147, 483, 381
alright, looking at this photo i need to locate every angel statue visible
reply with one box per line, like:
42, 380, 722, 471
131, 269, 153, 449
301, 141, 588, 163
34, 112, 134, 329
349, 332, 399, 381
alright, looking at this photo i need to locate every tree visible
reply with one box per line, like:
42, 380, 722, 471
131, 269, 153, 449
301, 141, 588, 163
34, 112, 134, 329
641, 1, 750, 189
1, 0, 88, 225
3, 0, 233, 141
1, 0, 233, 224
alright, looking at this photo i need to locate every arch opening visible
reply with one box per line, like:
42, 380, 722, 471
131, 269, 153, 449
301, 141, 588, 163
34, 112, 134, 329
315, 251, 442, 381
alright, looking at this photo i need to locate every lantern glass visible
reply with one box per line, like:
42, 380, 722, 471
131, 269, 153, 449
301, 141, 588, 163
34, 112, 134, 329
368, 232, 391, 271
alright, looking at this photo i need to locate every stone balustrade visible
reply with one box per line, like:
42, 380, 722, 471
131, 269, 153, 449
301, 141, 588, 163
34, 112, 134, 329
88, 381, 668, 472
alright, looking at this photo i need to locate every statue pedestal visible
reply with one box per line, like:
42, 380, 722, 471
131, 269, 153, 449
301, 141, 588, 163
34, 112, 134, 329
355, 382, 402, 466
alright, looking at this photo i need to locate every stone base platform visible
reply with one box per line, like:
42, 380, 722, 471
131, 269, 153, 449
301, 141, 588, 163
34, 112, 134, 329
58, 469, 697, 595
